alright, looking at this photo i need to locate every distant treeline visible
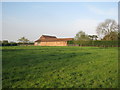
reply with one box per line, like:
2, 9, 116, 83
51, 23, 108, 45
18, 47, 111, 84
67, 40, 119, 47
1, 42, 34, 46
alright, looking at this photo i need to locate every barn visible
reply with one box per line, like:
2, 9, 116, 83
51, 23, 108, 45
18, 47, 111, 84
34, 35, 73, 46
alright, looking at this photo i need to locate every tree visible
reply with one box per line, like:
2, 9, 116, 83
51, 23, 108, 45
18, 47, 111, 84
102, 31, 118, 41
118, 32, 120, 40
89, 35, 98, 40
74, 31, 91, 46
88, 35, 94, 40
96, 19, 118, 40
18, 37, 29, 43
2, 40, 8, 43
93, 35, 98, 40
0, 41, 2, 46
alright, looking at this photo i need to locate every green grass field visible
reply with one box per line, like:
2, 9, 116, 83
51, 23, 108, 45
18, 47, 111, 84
2, 46, 118, 88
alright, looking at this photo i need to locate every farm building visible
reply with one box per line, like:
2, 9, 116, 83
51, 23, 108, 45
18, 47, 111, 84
34, 35, 73, 46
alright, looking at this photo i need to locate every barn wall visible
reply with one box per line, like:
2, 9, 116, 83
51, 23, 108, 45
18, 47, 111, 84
34, 42, 40, 46
38, 41, 67, 46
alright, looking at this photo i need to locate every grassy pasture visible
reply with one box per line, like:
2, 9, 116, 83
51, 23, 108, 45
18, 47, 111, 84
2, 46, 118, 88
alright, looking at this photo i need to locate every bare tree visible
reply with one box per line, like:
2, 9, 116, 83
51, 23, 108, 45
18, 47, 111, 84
96, 19, 118, 39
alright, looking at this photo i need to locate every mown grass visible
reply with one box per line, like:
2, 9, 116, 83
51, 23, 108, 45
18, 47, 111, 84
2, 46, 118, 88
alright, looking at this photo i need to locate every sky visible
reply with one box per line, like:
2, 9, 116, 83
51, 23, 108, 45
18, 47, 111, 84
1, 2, 118, 42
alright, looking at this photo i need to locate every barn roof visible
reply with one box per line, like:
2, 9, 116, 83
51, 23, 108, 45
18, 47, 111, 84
35, 38, 73, 42
41, 35, 57, 38
35, 35, 73, 42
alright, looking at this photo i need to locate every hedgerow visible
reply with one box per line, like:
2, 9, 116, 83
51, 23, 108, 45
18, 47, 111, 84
68, 40, 119, 47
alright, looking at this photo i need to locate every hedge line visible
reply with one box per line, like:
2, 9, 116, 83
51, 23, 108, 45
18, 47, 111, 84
68, 40, 119, 47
